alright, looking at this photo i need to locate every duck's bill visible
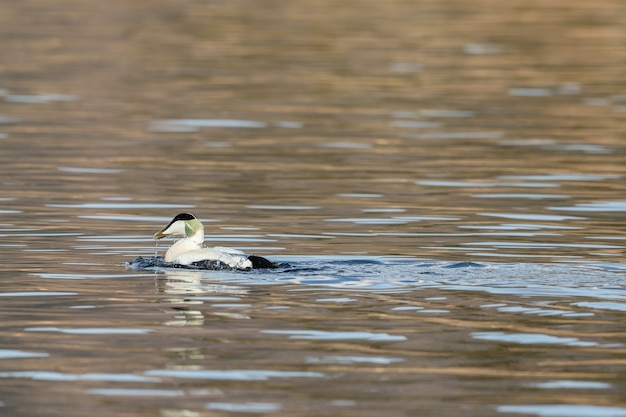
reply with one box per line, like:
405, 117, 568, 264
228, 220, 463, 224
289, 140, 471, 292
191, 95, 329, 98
153, 228, 168, 239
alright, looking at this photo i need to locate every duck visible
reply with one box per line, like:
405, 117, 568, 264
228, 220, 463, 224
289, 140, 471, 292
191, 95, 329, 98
153, 213, 276, 269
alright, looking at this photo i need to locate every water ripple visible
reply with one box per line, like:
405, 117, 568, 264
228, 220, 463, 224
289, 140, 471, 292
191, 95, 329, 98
145, 369, 325, 381
206, 402, 281, 413
0, 291, 77, 297
0, 372, 160, 382
550, 201, 626, 212
498, 404, 626, 417
471, 332, 607, 347
47, 203, 195, 209
88, 388, 184, 397
262, 329, 407, 341
25, 327, 154, 335
149, 119, 267, 132
0, 349, 48, 359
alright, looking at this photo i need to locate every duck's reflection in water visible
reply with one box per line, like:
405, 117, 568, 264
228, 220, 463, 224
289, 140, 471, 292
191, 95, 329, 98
155, 269, 251, 326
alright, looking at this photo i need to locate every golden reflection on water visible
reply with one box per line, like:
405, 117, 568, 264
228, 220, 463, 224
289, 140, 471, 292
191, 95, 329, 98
1, 0, 626, 416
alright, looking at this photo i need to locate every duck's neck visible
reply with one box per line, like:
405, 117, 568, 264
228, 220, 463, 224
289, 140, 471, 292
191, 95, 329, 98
188, 227, 204, 245
164, 227, 205, 262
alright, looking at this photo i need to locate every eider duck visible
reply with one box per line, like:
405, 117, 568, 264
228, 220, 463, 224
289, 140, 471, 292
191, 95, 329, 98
153, 213, 276, 270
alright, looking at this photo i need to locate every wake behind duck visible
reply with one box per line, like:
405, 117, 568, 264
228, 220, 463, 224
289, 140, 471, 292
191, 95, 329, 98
128, 213, 277, 271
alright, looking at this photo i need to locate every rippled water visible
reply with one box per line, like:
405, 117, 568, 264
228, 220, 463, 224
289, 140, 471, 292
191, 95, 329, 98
1, 0, 626, 416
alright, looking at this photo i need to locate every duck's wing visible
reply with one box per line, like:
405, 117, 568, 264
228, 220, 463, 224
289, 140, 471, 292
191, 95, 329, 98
171, 247, 247, 269
213, 246, 247, 255
213, 247, 277, 269
173, 249, 221, 265
172, 246, 276, 270
210, 247, 253, 269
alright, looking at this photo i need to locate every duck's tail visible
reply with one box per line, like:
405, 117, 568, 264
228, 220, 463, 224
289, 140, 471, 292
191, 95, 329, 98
248, 255, 278, 269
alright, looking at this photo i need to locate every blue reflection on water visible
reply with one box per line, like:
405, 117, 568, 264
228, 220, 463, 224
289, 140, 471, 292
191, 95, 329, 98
471, 332, 607, 347
87, 388, 185, 396
145, 369, 325, 381
530, 380, 611, 389
262, 329, 406, 341
498, 404, 626, 417
24, 327, 154, 335
0, 372, 160, 382
149, 119, 268, 132
206, 402, 281, 413
0, 350, 48, 359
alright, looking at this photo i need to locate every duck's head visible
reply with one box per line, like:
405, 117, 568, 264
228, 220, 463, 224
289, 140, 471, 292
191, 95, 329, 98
154, 213, 204, 241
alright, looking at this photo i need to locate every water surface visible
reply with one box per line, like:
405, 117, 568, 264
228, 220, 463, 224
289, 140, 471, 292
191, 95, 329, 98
1, 0, 626, 416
